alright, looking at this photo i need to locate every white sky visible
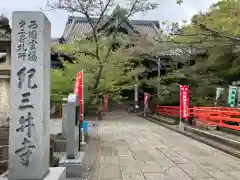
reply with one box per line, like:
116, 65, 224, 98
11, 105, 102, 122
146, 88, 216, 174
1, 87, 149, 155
0, 0, 219, 38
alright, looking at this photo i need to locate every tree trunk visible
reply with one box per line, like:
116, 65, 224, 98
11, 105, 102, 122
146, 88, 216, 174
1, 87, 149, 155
93, 66, 103, 90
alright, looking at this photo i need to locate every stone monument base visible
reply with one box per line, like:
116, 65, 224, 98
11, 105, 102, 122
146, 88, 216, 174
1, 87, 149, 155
0, 167, 66, 180
59, 152, 87, 178
54, 139, 79, 152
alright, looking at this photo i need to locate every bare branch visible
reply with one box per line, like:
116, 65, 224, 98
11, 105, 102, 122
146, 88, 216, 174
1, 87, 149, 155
95, 0, 112, 28
85, 0, 94, 11
48, 0, 159, 91
76, 0, 95, 29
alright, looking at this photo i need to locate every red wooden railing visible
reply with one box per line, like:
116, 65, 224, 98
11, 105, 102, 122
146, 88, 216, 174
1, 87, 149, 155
156, 105, 240, 131
156, 105, 194, 117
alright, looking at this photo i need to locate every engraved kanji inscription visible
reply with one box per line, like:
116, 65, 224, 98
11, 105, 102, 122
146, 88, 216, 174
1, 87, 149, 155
29, 20, 38, 29
17, 67, 38, 89
19, 20, 26, 28
18, 31, 27, 43
17, 43, 27, 52
18, 52, 27, 61
27, 69, 37, 88
17, 43, 27, 60
17, 67, 26, 89
28, 49, 37, 61
16, 112, 35, 138
15, 138, 36, 166
28, 20, 38, 61
29, 30, 37, 40
18, 20, 27, 61
17, 30, 27, 61
29, 40, 37, 50
19, 92, 33, 109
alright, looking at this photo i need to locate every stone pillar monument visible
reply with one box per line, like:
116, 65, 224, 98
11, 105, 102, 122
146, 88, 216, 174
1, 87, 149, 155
59, 93, 86, 178
7, 11, 65, 180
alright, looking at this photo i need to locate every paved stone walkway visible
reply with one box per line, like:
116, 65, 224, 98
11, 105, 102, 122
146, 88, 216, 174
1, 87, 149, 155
91, 113, 240, 180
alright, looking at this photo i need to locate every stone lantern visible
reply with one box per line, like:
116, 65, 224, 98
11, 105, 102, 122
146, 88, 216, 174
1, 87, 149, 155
0, 14, 11, 128
0, 15, 11, 156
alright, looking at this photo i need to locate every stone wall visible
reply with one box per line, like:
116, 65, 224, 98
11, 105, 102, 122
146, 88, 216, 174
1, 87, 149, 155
0, 145, 8, 174
0, 127, 8, 175
0, 127, 9, 145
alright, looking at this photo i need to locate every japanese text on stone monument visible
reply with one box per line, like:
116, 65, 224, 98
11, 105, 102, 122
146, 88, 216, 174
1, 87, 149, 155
15, 19, 39, 166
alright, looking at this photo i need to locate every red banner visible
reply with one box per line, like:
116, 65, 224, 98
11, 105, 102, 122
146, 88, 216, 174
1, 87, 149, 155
180, 85, 190, 120
73, 71, 83, 121
103, 94, 108, 112
144, 93, 149, 106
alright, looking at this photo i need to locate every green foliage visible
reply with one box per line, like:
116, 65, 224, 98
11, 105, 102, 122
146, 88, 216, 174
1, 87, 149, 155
51, 34, 145, 111
147, 0, 240, 106
49, 0, 206, 109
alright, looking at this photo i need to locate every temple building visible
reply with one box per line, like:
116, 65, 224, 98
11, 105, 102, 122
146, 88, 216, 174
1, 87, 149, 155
51, 7, 204, 73
0, 10, 205, 123
50, 7, 207, 101
51, 12, 171, 74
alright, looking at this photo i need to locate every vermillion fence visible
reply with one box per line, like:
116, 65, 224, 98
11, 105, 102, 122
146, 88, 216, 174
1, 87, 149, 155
156, 106, 194, 117
156, 105, 240, 131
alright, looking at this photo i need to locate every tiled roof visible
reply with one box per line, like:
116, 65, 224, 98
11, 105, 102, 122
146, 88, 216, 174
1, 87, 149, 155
52, 38, 60, 45
59, 16, 160, 44
51, 37, 67, 50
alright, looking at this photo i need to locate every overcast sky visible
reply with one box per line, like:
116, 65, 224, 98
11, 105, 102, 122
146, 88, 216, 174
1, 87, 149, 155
0, 0, 219, 38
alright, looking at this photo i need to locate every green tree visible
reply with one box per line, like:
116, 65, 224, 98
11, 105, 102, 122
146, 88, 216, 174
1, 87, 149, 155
147, 0, 240, 106
47, 0, 158, 92
47, 0, 160, 112
52, 34, 146, 112
48, 0, 193, 109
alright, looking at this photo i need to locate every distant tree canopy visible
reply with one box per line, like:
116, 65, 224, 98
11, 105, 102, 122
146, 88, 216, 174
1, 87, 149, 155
51, 33, 151, 112
50, 0, 240, 108
147, 0, 240, 106
48, 0, 159, 112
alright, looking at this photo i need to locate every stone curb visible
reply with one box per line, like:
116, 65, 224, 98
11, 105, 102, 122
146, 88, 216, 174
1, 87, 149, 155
140, 115, 240, 159
184, 126, 240, 150
147, 115, 177, 125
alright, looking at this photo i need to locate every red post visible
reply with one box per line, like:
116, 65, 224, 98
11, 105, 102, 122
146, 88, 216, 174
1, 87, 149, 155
103, 93, 108, 113
180, 85, 190, 122
73, 71, 84, 122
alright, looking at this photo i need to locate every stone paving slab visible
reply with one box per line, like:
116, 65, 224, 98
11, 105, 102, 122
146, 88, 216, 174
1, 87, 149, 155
91, 113, 240, 180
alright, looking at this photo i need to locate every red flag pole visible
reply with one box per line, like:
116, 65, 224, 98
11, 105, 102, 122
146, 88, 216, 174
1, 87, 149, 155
77, 71, 83, 122
81, 70, 84, 122
180, 85, 190, 126
180, 85, 182, 126
73, 72, 83, 122
80, 70, 86, 144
